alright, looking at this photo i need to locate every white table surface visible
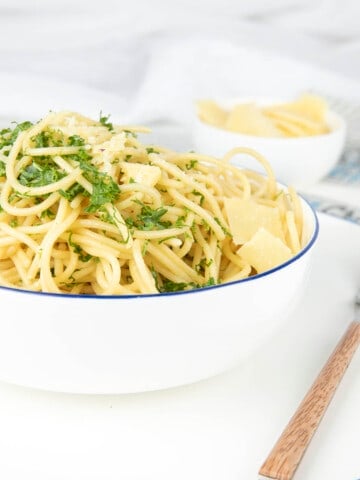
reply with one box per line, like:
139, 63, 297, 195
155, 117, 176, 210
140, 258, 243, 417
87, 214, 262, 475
0, 214, 359, 479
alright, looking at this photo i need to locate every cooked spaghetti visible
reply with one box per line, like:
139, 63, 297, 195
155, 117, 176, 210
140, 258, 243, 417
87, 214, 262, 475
0, 111, 305, 294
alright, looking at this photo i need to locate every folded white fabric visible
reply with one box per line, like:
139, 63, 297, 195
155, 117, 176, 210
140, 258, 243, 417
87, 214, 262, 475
0, 0, 359, 143
127, 34, 360, 128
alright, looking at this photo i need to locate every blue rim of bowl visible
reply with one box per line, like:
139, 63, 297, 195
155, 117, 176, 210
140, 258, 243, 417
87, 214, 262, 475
0, 195, 319, 300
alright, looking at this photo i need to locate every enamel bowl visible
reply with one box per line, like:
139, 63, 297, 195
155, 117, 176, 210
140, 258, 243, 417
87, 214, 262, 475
193, 97, 346, 187
0, 197, 318, 394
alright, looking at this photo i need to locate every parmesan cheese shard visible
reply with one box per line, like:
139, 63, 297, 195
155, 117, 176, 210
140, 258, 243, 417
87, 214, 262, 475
237, 227, 293, 274
121, 163, 161, 187
267, 94, 329, 134
284, 93, 328, 123
196, 100, 228, 127
225, 103, 283, 137
92, 132, 127, 173
223, 198, 284, 245
263, 109, 326, 136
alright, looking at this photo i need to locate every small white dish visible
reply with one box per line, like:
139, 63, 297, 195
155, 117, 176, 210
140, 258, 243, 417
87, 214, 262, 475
193, 97, 346, 187
0, 196, 318, 394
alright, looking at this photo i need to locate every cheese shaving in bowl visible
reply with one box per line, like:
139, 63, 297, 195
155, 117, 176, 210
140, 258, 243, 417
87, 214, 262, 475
197, 94, 330, 137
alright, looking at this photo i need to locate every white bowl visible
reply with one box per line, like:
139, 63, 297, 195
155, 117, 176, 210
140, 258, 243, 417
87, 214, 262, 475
193, 97, 346, 187
0, 196, 318, 394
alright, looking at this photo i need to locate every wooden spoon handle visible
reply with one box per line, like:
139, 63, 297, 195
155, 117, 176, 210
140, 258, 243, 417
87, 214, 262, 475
259, 321, 360, 480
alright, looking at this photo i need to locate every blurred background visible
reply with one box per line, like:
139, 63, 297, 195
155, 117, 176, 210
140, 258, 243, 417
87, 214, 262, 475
0, 0, 359, 147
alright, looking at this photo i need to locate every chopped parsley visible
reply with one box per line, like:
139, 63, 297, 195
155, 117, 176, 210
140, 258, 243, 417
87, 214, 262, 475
185, 159, 198, 170
195, 258, 213, 274
200, 219, 210, 232
160, 276, 216, 292
9, 219, 18, 228
141, 239, 149, 256
123, 130, 137, 138
127, 201, 172, 231
151, 267, 217, 293
68, 232, 93, 262
66, 149, 120, 212
32, 131, 50, 148
0, 121, 33, 150
99, 112, 113, 131
174, 215, 186, 227
214, 217, 232, 237
146, 147, 159, 154
98, 207, 117, 225
0, 160, 5, 177
19, 161, 65, 188
201, 277, 216, 288
59, 183, 86, 202
40, 208, 55, 220
87, 177, 120, 213
68, 135, 85, 146
191, 190, 205, 206
160, 280, 190, 292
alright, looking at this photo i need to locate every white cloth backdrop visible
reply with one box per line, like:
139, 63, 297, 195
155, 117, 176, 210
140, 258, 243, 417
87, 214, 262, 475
0, 0, 359, 133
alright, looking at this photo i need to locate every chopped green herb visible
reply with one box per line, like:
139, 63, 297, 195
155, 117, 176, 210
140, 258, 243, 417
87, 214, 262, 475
160, 280, 190, 292
68, 232, 93, 262
191, 190, 205, 206
68, 135, 85, 146
31, 130, 65, 148
98, 208, 117, 225
0, 127, 11, 137
59, 182, 86, 202
274, 190, 283, 200
40, 208, 55, 220
185, 159, 198, 170
32, 131, 49, 148
150, 266, 160, 291
86, 176, 120, 213
124, 130, 137, 138
0, 120, 33, 150
99, 112, 113, 131
158, 235, 176, 244
141, 239, 149, 256
19, 161, 65, 189
0, 160, 5, 177
146, 147, 159, 154
214, 217, 232, 237
67, 149, 120, 212
200, 219, 210, 232
130, 201, 172, 231
66, 148, 92, 164
8, 191, 31, 203
60, 280, 86, 288
201, 277, 216, 288
195, 258, 213, 273
160, 277, 216, 292
9, 219, 18, 228
151, 267, 217, 293
174, 215, 186, 227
